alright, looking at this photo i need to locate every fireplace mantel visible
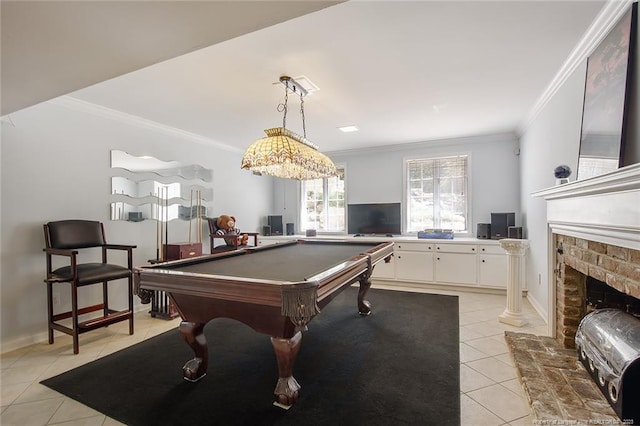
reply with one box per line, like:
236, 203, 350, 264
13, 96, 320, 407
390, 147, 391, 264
532, 163, 640, 250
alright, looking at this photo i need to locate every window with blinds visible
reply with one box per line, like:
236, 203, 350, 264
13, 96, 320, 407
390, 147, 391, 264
300, 167, 346, 232
405, 155, 469, 232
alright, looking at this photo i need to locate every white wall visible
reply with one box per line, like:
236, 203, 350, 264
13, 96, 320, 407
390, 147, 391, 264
275, 133, 522, 236
520, 2, 640, 321
271, 178, 300, 233
0, 99, 273, 352
518, 63, 588, 320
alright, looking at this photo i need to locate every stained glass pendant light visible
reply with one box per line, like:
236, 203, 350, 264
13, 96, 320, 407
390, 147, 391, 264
241, 76, 337, 180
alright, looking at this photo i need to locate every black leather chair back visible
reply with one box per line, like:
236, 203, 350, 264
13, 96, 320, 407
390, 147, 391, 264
45, 220, 106, 249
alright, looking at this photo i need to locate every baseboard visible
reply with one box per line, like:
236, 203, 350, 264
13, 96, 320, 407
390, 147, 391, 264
1, 331, 50, 355
372, 278, 507, 295
526, 293, 549, 325
1, 304, 151, 355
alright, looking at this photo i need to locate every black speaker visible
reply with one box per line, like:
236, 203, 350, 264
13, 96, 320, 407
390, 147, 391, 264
477, 223, 491, 239
286, 223, 294, 235
267, 215, 283, 235
262, 225, 271, 236
508, 226, 523, 239
491, 213, 515, 239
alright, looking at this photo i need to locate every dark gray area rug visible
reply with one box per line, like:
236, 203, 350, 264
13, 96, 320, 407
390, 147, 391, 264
42, 287, 460, 425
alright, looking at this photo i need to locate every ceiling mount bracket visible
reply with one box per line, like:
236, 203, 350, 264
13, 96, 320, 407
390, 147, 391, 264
279, 75, 308, 97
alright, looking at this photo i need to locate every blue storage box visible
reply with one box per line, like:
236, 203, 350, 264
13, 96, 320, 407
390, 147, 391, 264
417, 230, 454, 239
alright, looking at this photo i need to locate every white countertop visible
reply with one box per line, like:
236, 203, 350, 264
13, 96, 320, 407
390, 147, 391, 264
259, 234, 501, 244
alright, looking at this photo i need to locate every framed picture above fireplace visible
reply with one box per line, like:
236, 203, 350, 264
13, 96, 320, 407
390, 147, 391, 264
577, 3, 637, 180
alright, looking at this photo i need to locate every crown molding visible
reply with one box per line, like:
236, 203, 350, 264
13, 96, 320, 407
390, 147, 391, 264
327, 132, 517, 157
50, 96, 243, 154
517, 0, 634, 136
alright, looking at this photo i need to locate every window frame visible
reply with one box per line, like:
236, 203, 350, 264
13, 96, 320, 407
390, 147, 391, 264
402, 153, 472, 236
299, 165, 347, 235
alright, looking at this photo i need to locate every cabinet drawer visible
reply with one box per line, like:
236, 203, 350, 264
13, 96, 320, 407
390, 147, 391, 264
258, 239, 288, 246
395, 242, 434, 252
478, 245, 504, 255
435, 244, 477, 254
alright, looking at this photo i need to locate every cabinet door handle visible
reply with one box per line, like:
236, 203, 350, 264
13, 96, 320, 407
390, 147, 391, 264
482, 259, 485, 263
471, 248, 475, 251
482, 248, 485, 251
437, 257, 440, 260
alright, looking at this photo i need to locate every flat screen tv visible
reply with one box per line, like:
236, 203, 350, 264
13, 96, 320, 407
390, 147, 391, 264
347, 203, 401, 235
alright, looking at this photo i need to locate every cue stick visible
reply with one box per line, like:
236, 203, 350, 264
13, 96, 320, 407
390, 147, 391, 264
198, 190, 202, 243
160, 188, 165, 261
164, 186, 168, 261
188, 189, 193, 244
155, 191, 160, 261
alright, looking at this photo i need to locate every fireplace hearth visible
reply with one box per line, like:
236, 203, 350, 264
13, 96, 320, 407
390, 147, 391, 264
505, 331, 620, 422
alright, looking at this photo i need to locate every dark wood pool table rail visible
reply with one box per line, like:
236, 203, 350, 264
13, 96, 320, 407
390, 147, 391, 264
135, 240, 393, 318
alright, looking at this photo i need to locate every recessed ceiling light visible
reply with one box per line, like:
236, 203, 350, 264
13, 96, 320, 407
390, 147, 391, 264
338, 125, 359, 133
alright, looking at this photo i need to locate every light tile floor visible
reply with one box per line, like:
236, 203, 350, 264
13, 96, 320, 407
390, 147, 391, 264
1, 284, 548, 425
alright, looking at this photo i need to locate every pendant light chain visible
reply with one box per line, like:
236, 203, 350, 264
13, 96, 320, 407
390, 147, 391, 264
278, 78, 306, 137
300, 92, 307, 139
279, 80, 289, 129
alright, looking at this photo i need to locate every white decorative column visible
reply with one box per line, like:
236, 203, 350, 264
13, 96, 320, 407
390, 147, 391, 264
498, 239, 530, 327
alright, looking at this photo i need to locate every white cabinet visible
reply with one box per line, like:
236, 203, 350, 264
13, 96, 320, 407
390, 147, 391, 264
434, 244, 478, 285
478, 245, 508, 288
371, 256, 395, 279
434, 253, 477, 285
372, 238, 508, 291
396, 251, 435, 282
257, 237, 290, 246
394, 242, 434, 282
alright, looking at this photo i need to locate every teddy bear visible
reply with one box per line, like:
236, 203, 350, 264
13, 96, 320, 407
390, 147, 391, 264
216, 215, 249, 247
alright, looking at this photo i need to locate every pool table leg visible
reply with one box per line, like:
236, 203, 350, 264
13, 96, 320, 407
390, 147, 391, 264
357, 269, 373, 316
180, 321, 208, 382
270, 331, 302, 408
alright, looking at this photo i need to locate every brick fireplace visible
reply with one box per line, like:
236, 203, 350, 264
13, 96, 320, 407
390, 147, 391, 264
554, 234, 640, 348
518, 164, 640, 421
534, 163, 640, 347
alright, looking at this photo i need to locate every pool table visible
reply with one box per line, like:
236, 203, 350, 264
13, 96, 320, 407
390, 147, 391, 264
135, 239, 394, 407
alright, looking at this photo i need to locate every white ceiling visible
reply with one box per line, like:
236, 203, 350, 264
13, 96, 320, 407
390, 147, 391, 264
2, 1, 606, 154
1, 1, 340, 115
